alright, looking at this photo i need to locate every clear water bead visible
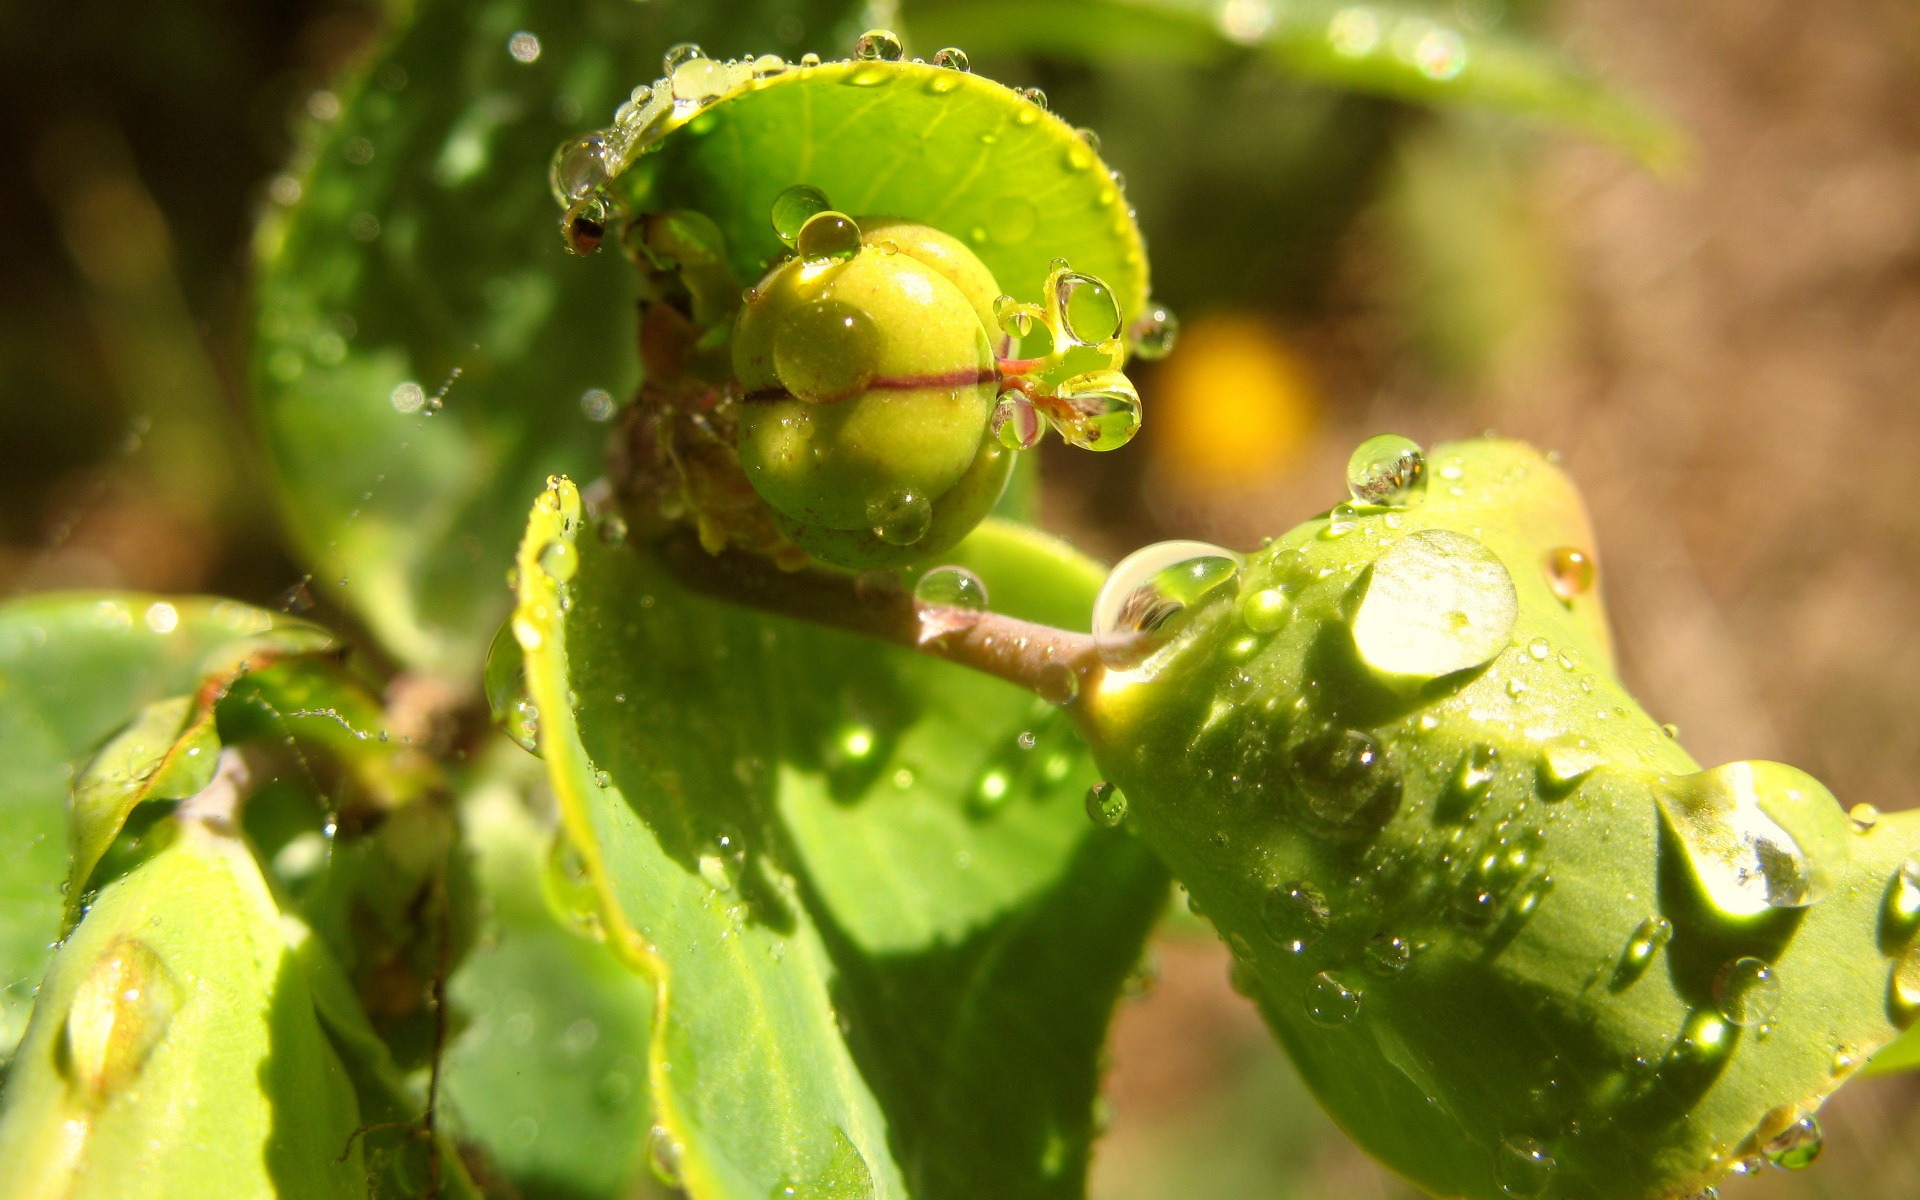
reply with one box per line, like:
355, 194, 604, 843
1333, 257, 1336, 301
991, 392, 1044, 450
1653, 761, 1849, 917
796, 210, 863, 262
932, 47, 970, 71
1053, 370, 1142, 450
1494, 1137, 1556, 1199
1130, 304, 1179, 359
1262, 880, 1330, 952
1092, 540, 1242, 669
853, 29, 904, 61
1764, 1114, 1823, 1170
1085, 781, 1127, 827
1714, 956, 1781, 1027
914, 566, 988, 610
1305, 972, 1361, 1027
1346, 434, 1427, 506
770, 184, 830, 245
1349, 530, 1517, 680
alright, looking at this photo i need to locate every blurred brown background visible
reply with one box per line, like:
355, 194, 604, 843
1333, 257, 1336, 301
3, 0, 1918, 1196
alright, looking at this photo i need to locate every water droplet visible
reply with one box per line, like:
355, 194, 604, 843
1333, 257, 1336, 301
774, 297, 881, 403
915, 566, 988, 610
539, 539, 578, 583
1613, 916, 1672, 988
1054, 271, 1122, 346
933, 46, 970, 71
1085, 781, 1127, 827
751, 54, 787, 79
1287, 725, 1401, 838
992, 391, 1044, 449
564, 196, 608, 256
853, 29, 904, 61
1882, 855, 1920, 948
771, 184, 831, 245
1849, 802, 1880, 832
1240, 587, 1289, 632
1018, 86, 1049, 110
1053, 370, 1142, 450
1527, 637, 1551, 660
1764, 1114, 1823, 1170
1130, 304, 1179, 360
663, 43, 703, 73
646, 1124, 684, 1186
1365, 933, 1411, 976
1305, 972, 1362, 1026
1346, 434, 1427, 506
1452, 744, 1498, 805
1545, 547, 1595, 602
868, 491, 933, 546
1538, 736, 1601, 798
549, 134, 608, 203
1891, 944, 1920, 1028
1037, 662, 1080, 706
1093, 540, 1242, 669
1673, 1009, 1734, 1067
1494, 1137, 1556, 1198
795, 210, 863, 263
1654, 761, 1849, 917
1714, 957, 1780, 1027
1263, 880, 1330, 952
66, 937, 177, 1100
1349, 530, 1518, 680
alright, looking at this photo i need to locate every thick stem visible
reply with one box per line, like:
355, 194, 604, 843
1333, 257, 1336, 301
656, 531, 1106, 703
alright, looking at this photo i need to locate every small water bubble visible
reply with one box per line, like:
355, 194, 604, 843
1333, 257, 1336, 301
1305, 972, 1362, 1027
1545, 547, 1595, 602
1452, 744, 1498, 804
1762, 1115, 1823, 1170
770, 184, 831, 245
1018, 86, 1049, 110
1092, 540, 1242, 669
1085, 781, 1127, 827
646, 1125, 684, 1186
1494, 1137, 1556, 1199
1036, 662, 1080, 705
1884, 856, 1920, 948
564, 196, 609, 256
550, 134, 609, 203
1613, 916, 1672, 988
915, 565, 988, 610
1240, 587, 1289, 632
507, 31, 541, 62
987, 194, 1039, 245
868, 490, 933, 546
1538, 736, 1601, 798
671, 56, 729, 103
1346, 433, 1427, 506
992, 391, 1044, 449
1411, 26, 1468, 80
1053, 370, 1142, 450
1673, 1009, 1734, 1068
663, 43, 703, 73
854, 28, 904, 61
66, 937, 177, 1100
1288, 725, 1401, 837
1262, 880, 1330, 952
799, 52, 822, 67
796, 210, 863, 262
751, 54, 787, 79
1130, 304, 1179, 359
1849, 803, 1881, 832
1364, 933, 1412, 976
539, 540, 578, 583
1892, 943, 1920, 1028
933, 46, 970, 70
976, 769, 1011, 808
1714, 957, 1781, 1027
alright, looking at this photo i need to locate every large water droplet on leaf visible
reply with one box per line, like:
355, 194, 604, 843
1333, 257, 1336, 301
1654, 761, 1849, 918
66, 936, 178, 1100
1093, 540, 1241, 669
1346, 434, 1426, 506
1349, 530, 1517, 681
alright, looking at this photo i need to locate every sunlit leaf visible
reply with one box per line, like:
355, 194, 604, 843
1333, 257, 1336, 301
514, 484, 1167, 1198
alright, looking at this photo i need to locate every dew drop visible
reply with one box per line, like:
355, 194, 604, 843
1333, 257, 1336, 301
1053, 370, 1142, 450
1085, 781, 1127, 827
1092, 540, 1242, 669
1654, 761, 1849, 917
1305, 972, 1361, 1027
1613, 916, 1672, 988
1714, 957, 1780, 1027
853, 28, 904, 61
914, 566, 988, 610
66, 937, 177, 1100
1883, 856, 1920, 948
992, 391, 1044, 450
1538, 736, 1602, 798
646, 1124, 684, 1186
795, 210, 863, 263
1365, 933, 1412, 976
1130, 304, 1179, 360
564, 197, 608, 256
1240, 587, 1290, 632
770, 184, 831, 246
1494, 1137, 1556, 1199
932, 46, 970, 70
663, 43, 702, 73
868, 491, 933, 546
1287, 725, 1401, 837
671, 56, 729, 103
549, 134, 608, 203
1673, 1009, 1734, 1067
1349, 530, 1517, 680
774, 297, 880, 403
1849, 803, 1881, 832
1891, 944, 1920, 1029
1452, 744, 1498, 805
1053, 270, 1123, 346
1545, 546, 1595, 602
1764, 1114, 1823, 1170
1262, 880, 1330, 952
1037, 662, 1080, 706
1346, 434, 1427, 506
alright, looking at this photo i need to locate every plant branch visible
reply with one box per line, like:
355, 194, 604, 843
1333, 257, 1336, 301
656, 531, 1105, 704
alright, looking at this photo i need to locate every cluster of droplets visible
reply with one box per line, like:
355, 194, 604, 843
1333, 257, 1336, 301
990, 260, 1154, 453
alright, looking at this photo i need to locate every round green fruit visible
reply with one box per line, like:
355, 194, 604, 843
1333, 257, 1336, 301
732, 218, 1009, 568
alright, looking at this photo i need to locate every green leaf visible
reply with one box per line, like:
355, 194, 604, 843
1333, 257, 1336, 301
903, 0, 1682, 166
0, 593, 325, 1064
67, 696, 220, 907
441, 772, 664, 1200
513, 482, 1167, 1198
250, 0, 872, 677
0, 805, 365, 1199
616, 58, 1153, 323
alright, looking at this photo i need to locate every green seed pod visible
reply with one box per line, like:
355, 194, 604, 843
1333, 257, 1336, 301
1074, 437, 1918, 1200
732, 215, 1009, 568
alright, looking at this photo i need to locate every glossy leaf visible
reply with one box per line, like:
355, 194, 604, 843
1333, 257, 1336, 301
615, 58, 1153, 324
0, 593, 325, 1064
514, 483, 1167, 1199
905, 0, 1680, 165
1079, 439, 1916, 1199
0, 807, 364, 1199
441, 773, 663, 1200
